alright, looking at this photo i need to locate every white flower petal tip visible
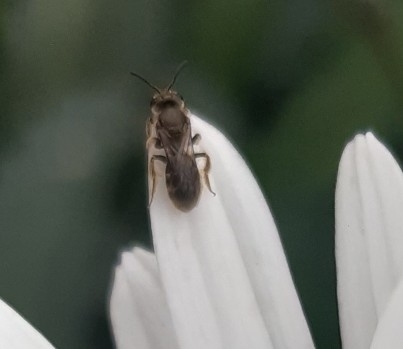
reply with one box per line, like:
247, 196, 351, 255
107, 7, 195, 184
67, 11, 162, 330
371, 279, 403, 349
0, 298, 54, 349
149, 114, 315, 349
336, 132, 403, 349
109, 246, 179, 349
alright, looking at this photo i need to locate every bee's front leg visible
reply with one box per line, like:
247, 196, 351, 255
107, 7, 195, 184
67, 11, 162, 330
149, 155, 167, 207
146, 137, 164, 150
195, 152, 216, 196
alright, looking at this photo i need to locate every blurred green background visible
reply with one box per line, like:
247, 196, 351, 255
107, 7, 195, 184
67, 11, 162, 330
1, 0, 403, 348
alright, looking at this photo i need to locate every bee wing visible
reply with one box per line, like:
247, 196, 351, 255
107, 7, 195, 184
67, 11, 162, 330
157, 120, 193, 162
178, 120, 194, 156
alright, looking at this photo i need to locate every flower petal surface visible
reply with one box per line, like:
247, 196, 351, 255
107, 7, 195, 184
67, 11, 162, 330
149, 114, 314, 349
371, 278, 403, 349
109, 247, 178, 349
0, 298, 54, 349
336, 132, 403, 348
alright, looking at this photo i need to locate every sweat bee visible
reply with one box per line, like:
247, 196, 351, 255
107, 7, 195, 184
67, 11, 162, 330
131, 62, 215, 212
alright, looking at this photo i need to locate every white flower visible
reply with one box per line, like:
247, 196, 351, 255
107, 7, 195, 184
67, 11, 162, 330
0, 297, 54, 348
109, 114, 315, 349
336, 132, 403, 349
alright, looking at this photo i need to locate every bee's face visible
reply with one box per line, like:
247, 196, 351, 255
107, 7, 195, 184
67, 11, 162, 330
150, 90, 185, 111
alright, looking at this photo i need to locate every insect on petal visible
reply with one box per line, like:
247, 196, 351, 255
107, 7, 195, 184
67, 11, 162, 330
149, 114, 314, 349
0, 298, 54, 349
336, 132, 403, 349
109, 247, 179, 349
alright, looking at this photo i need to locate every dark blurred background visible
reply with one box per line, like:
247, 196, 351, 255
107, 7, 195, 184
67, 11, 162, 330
1, 1, 403, 348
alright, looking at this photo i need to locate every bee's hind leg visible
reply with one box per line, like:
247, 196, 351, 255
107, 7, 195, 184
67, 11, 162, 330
192, 133, 201, 145
195, 152, 216, 196
149, 155, 167, 207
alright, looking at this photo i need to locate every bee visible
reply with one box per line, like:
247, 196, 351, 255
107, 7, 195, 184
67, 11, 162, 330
131, 62, 215, 212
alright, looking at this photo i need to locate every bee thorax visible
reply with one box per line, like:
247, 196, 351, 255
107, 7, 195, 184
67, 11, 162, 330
159, 107, 187, 130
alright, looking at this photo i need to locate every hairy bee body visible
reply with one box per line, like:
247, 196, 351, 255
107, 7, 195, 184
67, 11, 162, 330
146, 90, 214, 212
131, 63, 214, 211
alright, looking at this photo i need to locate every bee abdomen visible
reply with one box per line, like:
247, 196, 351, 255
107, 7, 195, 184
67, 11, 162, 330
165, 160, 201, 212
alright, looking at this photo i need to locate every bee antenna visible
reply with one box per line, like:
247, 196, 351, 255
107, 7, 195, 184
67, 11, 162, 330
130, 72, 161, 94
166, 60, 188, 90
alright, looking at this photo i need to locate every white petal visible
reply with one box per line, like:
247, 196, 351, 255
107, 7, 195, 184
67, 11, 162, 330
109, 247, 178, 349
371, 279, 403, 349
0, 298, 54, 349
336, 132, 403, 349
150, 114, 314, 349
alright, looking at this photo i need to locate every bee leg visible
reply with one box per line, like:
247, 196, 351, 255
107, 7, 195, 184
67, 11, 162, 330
146, 137, 163, 150
195, 152, 216, 196
192, 133, 201, 145
149, 155, 167, 206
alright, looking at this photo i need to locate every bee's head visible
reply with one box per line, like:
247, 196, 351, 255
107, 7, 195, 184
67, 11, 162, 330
150, 89, 185, 110
131, 61, 188, 112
